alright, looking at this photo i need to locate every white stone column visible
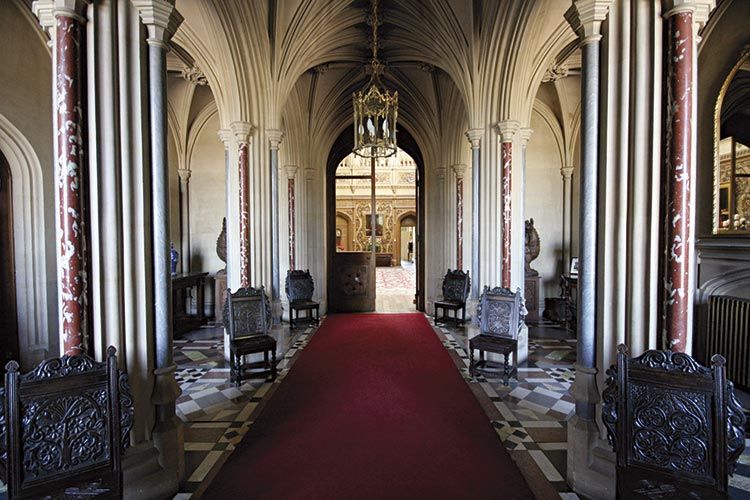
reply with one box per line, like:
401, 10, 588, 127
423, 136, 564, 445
218, 129, 235, 283
267, 129, 284, 319
177, 168, 191, 273
561, 165, 574, 269
133, 0, 184, 483
465, 129, 483, 298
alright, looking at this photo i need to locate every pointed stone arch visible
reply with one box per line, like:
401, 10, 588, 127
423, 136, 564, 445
0, 112, 51, 367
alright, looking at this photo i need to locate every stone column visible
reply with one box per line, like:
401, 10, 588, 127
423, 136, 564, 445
218, 129, 234, 281
453, 165, 466, 270
133, 0, 184, 480
285, 166, 298, 270
50, 2, 87, 355
561, 165, 575, 269
268, 130, 284, 309
661, 0, 714, 352
177, 168, 191, 273
465, 129, 482, 298
497, 121, 519, 289
232, 122, 253, 288
565, 1, 611, 497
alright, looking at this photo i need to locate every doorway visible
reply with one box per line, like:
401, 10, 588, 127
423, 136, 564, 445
0, 153, 19, 366
326, 129, 425, 313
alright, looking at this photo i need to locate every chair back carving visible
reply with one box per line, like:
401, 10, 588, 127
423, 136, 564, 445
476, 287, 524, 339
602, 344, 746, 494
0, 347, 133, 499
225, 287, 272, 341
286, 270, 315, 303
442, 269, 470, 303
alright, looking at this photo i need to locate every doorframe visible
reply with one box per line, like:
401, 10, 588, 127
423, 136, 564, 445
326, 127, 425, 312
395, 211, 417, 265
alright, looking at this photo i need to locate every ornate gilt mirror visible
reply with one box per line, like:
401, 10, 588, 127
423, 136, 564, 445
714, 50, 750, 234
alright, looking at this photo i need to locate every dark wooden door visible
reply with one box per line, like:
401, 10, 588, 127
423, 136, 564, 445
0, 156, 19, 366
329, 252, 375, 312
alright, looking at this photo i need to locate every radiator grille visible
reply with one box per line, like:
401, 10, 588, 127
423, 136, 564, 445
706, 295, 750, 391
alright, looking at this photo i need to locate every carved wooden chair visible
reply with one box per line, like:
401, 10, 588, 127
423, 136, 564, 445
285, 270, 320, 329
0, 347, 134, 499
434, 269, 471, 326
602, 344, 747, 499
469, 286, 525, 385
225, 287, 277, 386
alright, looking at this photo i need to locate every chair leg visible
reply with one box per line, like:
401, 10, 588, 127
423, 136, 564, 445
461, 307, 466, 326
503, 353, 510, 386
469, 347, 475, 376
434, 305, 439, 324
271, 349, 277, 380
235, 353, 243, 387
290, 309, 295, 330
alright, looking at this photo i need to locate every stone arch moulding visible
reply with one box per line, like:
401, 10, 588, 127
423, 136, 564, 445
0, 113, 50, 367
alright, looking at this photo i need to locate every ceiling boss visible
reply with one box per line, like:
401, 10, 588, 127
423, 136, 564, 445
352, 0, 398, 159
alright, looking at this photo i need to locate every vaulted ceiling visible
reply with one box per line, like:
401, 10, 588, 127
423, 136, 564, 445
172, 0, 577, 136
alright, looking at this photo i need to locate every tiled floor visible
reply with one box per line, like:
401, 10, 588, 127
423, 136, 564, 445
175, 323, 313, 496
173, 317, 750, 499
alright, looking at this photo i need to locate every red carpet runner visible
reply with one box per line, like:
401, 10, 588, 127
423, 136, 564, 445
204, 313, 534, 499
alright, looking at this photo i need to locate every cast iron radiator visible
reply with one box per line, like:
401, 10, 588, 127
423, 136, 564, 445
706, 294, 750, 391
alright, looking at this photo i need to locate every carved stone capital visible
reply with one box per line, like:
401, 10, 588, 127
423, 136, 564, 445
519, 127, 533, 147
435, 166, 446, 180
452, 164, 467, 179
177, 168, 191, 182
33, 0, 89, 33
496, 120, 520, 143
284, 165, 298, 179
217, 128, 234, 148
132, 0, 183, 48
561, 165, 575, 180
566, 0, 613, 42
543, 63, 570, 83
180, 66, 207, 86
465, 128, 483, 148
267, 129, 284, 150
231, 121, 254, 145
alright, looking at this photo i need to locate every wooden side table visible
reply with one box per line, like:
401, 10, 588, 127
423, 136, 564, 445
172, 272, 210, 336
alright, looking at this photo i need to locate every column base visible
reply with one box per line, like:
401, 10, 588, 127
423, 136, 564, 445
151, 364, 184, 482
567, 364, 615, 499
123, 441, 180, 500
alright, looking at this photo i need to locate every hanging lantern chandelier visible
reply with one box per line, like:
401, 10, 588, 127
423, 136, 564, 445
352, 0, 398, 158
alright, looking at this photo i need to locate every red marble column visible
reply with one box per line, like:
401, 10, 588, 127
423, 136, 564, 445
662, 11, 693, 352
238, 142, 250, 288
456, 175, 464, 270
501, 141, 512, 289
288, 176, 296, 270
56, 13, 86, 356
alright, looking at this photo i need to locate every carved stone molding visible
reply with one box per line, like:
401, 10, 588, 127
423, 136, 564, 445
231, 121, 254, 145
284, 165, 298, 179
565, 0, 613, 43
132, 0, 183, 47
561, 165, 574, 179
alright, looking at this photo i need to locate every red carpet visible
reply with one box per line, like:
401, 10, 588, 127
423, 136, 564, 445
203, 313, 534, 499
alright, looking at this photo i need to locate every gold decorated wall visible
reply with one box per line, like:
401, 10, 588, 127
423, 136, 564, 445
335, 149, 417, 257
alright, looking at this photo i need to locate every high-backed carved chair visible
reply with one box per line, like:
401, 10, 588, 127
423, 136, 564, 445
434, 270, 471, 325
225, 287, 277, 386
602, 344, 747, 499
469, 286, 525, 385
0, 347, 134, 499
285, 270, 320, 329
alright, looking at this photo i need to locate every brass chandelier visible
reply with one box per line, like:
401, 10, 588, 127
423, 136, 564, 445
352, 0, 398, 158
